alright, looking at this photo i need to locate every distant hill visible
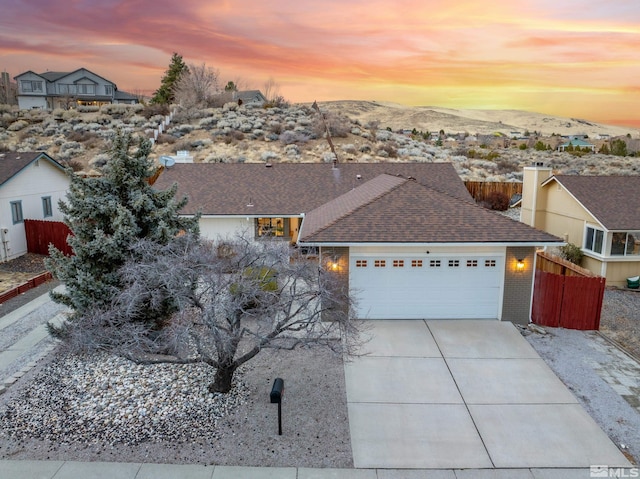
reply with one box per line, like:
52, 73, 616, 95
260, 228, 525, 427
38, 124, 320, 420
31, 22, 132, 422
315, 101, 637, 137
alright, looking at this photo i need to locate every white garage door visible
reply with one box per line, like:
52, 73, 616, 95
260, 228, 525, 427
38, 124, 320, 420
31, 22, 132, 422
350, 255, 503, 319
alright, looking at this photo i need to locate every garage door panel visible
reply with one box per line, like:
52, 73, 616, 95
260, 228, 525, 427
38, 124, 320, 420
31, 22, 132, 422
351, 256, 502, 320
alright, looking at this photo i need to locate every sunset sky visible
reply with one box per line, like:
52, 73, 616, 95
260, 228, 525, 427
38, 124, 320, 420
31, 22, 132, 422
1, 0, 639, 126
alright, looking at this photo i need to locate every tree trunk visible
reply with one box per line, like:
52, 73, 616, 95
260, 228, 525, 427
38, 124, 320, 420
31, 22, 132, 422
209, 363, 236, 393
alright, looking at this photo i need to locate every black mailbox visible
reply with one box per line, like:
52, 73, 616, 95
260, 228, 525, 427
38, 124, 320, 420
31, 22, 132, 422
270, 378, 284, 403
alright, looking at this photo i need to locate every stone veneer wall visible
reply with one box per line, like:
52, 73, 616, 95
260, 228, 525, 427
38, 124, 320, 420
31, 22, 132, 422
319, 246, 350, 321
502, 246, 536, 325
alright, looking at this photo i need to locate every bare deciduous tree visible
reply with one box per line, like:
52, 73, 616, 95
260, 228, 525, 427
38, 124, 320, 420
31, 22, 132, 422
61, 233, 362, 393
174, 63, 221, 114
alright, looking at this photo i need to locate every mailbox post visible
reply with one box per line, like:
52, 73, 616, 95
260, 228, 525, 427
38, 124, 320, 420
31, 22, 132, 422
270, 378, 284, 435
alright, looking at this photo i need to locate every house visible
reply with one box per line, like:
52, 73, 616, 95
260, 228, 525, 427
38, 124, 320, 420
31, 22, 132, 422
0, 152, 70, 261
232, 90, 267, 105
521, 164, 640, 287
557, 136, 595, 152
154, 162, 561, 323
14, 68, 138, 110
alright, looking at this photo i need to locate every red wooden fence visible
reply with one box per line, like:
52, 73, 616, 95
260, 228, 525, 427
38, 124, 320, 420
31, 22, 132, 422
532, 254, 606, 330
25, 219, 73, 256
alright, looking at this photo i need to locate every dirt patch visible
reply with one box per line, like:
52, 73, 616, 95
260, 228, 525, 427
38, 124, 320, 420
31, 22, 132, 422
600, 288, 640, 360
0, 254, 48, 294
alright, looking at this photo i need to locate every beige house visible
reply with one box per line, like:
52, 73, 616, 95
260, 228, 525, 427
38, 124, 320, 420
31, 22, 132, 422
521, 164, 640, 287
155, 162, 561, 324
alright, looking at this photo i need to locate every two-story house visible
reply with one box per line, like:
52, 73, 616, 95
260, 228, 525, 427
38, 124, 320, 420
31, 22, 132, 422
14, 68, 138, 110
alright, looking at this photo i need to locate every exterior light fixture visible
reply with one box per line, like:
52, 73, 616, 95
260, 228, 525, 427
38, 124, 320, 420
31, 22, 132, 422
330, 262, 340, 271
516, 258, 525, 272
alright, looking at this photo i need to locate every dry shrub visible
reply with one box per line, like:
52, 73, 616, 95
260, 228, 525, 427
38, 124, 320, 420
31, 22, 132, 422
483, 191, 510, 211
140, 104, 169, 119
157, 134, 177, 144
312, 111, 351, 138
377, 142, 398, 158
8, 120, 29, 131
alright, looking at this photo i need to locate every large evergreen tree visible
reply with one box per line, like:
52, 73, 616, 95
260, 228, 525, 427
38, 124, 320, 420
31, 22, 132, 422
46, 131, 199, 335
150, 53, 189, 105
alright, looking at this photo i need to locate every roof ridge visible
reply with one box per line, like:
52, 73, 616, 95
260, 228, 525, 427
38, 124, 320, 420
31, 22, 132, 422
303, 174, 407, 239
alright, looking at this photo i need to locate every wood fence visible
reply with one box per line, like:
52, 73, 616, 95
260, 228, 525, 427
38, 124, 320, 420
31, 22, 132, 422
464, 181, 522, 202
25, 219, 73, 256
531, 252, 605, 330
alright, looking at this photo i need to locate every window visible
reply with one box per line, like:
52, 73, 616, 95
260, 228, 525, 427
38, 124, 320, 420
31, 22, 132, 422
485, 260, 496, 267
448, 260, 460, 267
611, 231, 640, 256
355, 260, 367, 267
429, 260, 441, 267
393, 260, 404, 267
77, 84, 96, 95
466, 260, 478, 267
42, 196, 53, 217
10, 201, 23, 224
411, 259, 423, 267
585, 226, 604, 254
374, 260, 386, 267
21, 80, 43, 93
105, 85, 113, 95
256, 218, 287, 237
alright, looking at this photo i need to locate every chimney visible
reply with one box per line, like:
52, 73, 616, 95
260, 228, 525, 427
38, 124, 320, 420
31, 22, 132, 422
521, 163, 553, 227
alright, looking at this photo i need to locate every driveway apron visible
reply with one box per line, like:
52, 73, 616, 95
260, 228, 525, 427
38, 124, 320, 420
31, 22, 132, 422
344, 319, 631, 469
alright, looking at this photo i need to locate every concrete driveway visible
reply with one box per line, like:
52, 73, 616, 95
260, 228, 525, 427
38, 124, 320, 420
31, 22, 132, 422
345, 320, 631, 469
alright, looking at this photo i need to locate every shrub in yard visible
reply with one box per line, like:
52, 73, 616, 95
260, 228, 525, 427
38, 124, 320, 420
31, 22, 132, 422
559, 243, 584, 265
484, 191, 510, 211
77, 105, 100, 113
141, 103, 170, 119
8, 120, 29, 131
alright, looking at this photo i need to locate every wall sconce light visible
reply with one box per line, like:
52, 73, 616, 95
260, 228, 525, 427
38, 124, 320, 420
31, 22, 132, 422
330, 261, 340, 271
516, 258, 525, 272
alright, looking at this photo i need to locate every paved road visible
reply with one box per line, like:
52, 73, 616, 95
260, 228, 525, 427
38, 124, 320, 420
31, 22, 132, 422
0, 281, 66, 392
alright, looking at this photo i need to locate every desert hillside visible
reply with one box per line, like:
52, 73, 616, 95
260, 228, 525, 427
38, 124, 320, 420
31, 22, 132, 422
317, 101, 636, 137
1, 101, 638, 182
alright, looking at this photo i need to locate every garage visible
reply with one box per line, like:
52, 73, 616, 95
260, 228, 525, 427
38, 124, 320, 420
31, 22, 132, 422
350, 254, 504, 320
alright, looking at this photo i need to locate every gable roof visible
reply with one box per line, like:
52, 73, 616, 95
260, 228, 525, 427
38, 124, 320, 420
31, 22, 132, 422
153, 163, 474, 216
544, 175, 640, 230
300, 174, 562, 244
16, 68, 116, 87
0, 152, 67, 187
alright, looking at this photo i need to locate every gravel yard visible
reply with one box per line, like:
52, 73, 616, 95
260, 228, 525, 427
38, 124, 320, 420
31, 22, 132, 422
1, 253, 639, 467
600, 288, 640, 360
0, 346, 352, 467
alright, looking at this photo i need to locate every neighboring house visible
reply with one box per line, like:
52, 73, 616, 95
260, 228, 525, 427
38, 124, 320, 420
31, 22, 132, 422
155, 163, 561, 324
557, 136, 595, 152
14, 68, 138, 110
0, 152, 70, 261
521, 164, 640, 287
232, 90, 267, 105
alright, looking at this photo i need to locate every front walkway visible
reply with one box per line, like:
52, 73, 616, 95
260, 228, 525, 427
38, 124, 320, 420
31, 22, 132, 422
345, 320, 631, 469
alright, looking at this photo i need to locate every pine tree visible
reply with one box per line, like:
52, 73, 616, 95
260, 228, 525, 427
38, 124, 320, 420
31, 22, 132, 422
46, 131, 199, 335
150, 53, 189, 105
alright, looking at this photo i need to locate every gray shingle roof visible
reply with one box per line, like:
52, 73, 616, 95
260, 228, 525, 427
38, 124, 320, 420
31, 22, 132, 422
551, 175, 640, 230
0, 152, 64, 187
154, 163, 474, 216
300, 174, 562, 244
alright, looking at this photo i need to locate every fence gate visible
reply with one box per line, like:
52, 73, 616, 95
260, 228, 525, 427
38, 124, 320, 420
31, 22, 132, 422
532, 253, 606, 330
24, 219, 73, 256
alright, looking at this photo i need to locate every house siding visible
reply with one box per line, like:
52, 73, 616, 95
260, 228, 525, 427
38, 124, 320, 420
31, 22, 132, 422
0, 160, 69, 260
538, 182, 598, 245
502, 246, 536, 325
320, 246, 350, 321
199, 217, 254, 240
